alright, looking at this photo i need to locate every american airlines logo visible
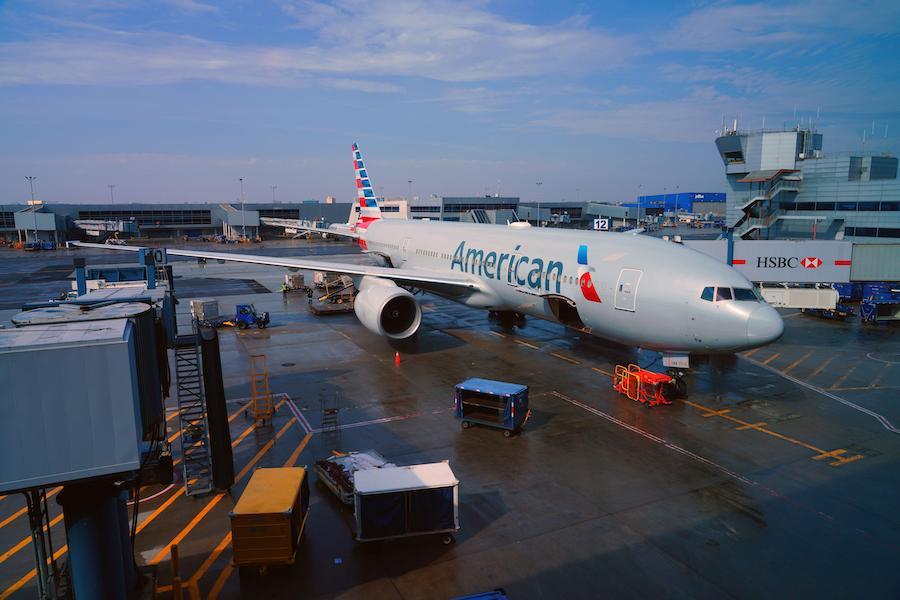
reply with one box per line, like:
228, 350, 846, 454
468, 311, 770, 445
451, 241, 564, 294
755, 256, 822, 269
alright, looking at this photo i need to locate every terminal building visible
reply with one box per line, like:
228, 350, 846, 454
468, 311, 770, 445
408, 196, 519, 223
0, 202, 358, 243
715, 127, 900, 241
626, 193, 726, 217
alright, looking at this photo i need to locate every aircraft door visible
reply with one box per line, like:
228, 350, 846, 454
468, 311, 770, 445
614, 268, 642, 312
400, 238, 411, 265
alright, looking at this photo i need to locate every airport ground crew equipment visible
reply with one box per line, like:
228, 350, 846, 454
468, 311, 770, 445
230, 467, 310, 572
281, 272, 307, 294
613, 364, 677, 407
353, 462, 459, 544
315, 450, 395, 505
455, 378, 530, 437
317, 274, 355, 304
197, 303, 269, 329
248, 354, 274, 425
801, 303, 855, 320
860, 283, 900, 323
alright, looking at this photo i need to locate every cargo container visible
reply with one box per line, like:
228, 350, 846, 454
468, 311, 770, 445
230, 467, 310, 569
455, 378, 529, 436
354, 462, 459, 544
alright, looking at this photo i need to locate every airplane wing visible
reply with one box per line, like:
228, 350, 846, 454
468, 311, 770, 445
69, 242, 477, 290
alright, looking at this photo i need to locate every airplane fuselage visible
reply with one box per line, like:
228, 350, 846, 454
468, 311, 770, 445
361, 219, 783, 354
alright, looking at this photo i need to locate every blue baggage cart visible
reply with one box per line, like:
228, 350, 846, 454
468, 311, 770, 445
455, 378, 529, 437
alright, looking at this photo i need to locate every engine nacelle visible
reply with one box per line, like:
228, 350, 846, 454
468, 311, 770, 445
353, 276, 422, 339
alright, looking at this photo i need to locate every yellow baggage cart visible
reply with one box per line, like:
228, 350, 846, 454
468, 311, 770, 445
230, 467, 310, 569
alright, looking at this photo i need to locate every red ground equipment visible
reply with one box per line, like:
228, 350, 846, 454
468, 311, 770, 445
613, 364, 675, 407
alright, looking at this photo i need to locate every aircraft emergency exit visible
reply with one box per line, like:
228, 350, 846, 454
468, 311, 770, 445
74, 143, 784, 385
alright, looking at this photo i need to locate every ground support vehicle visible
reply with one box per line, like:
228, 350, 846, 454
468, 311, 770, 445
613, 364, 678, 407
230, 467, 310, 573
455, 378, 530, 437
353, 462, 459, 545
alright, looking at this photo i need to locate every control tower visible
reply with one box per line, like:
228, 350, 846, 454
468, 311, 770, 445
715, 126, 899, 241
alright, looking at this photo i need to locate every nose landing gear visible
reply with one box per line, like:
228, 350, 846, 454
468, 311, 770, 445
664, 369, 688, 400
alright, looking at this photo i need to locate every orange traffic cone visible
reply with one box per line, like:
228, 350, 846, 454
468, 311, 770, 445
394, 351, 401, 366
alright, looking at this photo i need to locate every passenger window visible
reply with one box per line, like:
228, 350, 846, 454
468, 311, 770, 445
700, 287, 714, 301
733, 288, 757, 301
716, 287, 732, 301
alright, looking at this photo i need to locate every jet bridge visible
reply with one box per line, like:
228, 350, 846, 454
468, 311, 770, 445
73, 219, 138, 238
260, 216, 327, 237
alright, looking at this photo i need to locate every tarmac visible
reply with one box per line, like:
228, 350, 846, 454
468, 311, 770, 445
0, 238, 898, 599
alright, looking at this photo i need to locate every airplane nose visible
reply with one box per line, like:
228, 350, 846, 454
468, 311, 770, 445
746, 305, 784, 345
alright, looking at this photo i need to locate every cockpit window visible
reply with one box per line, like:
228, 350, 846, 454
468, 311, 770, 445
733, 288, 757, 301
700, 286, 714, 302
715, 287, 732, 301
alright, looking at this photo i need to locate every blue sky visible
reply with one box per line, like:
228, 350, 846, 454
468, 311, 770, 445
1, 0, 898, 205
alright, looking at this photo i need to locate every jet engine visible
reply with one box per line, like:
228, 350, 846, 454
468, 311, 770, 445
353, 276, 421, 339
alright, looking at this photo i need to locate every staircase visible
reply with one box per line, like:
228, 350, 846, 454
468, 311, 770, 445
174, 334, 213, 496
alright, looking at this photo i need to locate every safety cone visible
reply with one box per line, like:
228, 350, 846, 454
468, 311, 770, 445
394, 351, 401, 366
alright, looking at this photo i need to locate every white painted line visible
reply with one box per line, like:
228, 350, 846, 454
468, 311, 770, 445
310, 408, 450, 434
282, 392, 314, 434
744, 356, 900, 435
547, 391, 755, 486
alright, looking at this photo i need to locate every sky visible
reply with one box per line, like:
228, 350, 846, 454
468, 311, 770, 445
1, 0, 899, 206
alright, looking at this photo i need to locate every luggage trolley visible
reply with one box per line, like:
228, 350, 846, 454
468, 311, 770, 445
613, 364, 675, 407
454, 378, 530, 437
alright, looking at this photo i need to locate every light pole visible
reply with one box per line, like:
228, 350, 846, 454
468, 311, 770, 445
536, 181, 543, 226
239, 178, 246, 239
25, 176, 37, 241
108, 184, 116, 205
407, 180, 413, 201
271, 185, 277, 204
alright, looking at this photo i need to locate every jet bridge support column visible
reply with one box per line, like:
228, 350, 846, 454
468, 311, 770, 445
58, 481, 133, 600
73, 258, 87, 296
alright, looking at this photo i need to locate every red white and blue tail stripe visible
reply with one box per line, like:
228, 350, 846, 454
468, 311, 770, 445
353, 143, 382, 227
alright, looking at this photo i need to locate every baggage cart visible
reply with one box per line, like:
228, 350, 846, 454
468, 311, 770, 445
230, 467, 310, 570
613, 364, 677, 407
315, 450, 395, 505
354, 462, 459, 544
454, 378, 530, 437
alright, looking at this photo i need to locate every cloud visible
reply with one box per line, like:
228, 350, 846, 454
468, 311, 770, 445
661, 0, 900, 52
0, 0, 639, 88
530, 88, 738, 144
160, 0, 219, 14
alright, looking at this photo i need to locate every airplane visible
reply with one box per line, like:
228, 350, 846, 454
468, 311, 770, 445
73, 142, 784, 393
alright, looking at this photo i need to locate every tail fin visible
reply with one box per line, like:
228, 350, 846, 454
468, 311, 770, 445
352, 142, 382, 225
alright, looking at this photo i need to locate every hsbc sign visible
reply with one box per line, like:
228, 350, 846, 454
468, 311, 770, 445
683, 240, 853, 283
755, 256, 823, 269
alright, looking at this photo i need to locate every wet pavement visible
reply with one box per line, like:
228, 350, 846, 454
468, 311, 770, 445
0, 239, 898, 599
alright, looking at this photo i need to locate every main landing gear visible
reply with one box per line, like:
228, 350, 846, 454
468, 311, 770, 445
488, 310, 527, 329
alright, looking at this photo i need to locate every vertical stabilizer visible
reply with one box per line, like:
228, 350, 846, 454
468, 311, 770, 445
352, 143, 382, 226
